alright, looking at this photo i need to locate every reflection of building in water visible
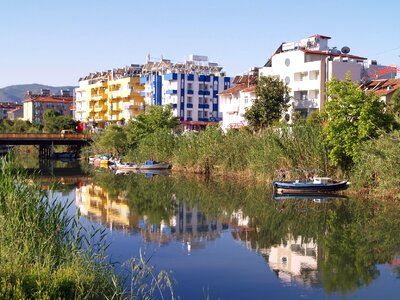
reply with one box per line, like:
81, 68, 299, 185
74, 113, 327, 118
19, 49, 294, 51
230, 211, 319, 287
75, 184, 139, 232
268, 235, 318, 287
141, 202, 227, 253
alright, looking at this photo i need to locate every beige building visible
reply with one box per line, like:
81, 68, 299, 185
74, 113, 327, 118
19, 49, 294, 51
23, 92, 73, 124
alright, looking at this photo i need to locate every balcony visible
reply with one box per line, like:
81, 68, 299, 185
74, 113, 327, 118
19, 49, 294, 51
186, 103, 193, 108
198, 90, 210, 96
293, 98, 319, 109
165, 89, 177, 95
187, 89, 194, 95
198, 75, 210, 82
198, 104, 210, 109
164, 73, 177, 81
187, 74, 194, 81
94, 105, 107, 112
140, 76, 148, 84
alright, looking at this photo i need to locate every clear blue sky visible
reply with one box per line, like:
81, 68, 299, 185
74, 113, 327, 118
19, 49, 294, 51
1, 0, 399, 88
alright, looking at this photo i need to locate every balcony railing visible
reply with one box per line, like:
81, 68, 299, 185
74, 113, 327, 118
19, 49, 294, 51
293, 98, 319, 109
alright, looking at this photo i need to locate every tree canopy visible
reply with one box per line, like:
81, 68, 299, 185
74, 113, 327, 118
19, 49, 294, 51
323, 75, 396, 168
125, 105, 179, 148
43, 109, 77, 133
244, 76, 290, 130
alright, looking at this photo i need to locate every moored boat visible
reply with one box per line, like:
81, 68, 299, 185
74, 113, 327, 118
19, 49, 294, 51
115, 160, 171, 171
272, 177, 350, 194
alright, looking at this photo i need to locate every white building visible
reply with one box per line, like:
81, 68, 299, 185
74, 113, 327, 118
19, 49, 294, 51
140, 55, 232, 130
219, 72, 258, 132
260, 34, 366, 119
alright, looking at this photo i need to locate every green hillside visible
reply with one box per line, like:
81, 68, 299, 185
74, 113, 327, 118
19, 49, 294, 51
0, 84, 76, 103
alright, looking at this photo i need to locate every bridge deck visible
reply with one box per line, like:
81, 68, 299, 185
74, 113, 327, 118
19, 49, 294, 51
0, 133, 91, 146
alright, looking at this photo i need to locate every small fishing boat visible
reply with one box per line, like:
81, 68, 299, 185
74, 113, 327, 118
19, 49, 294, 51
115, 160, 171, 171
272, 177, 350, 194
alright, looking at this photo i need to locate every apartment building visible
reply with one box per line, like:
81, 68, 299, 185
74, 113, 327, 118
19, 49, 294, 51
140, 55, 232, 130
23, 89, 73, 123
219, 71, 258, 131
260, 34, 366, 119
75, 65, 144, 127
0, 102, 22, 120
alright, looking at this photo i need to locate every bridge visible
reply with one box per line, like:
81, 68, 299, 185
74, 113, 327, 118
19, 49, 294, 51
0, 133, 92, 158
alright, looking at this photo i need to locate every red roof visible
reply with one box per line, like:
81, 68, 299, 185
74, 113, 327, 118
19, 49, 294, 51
24, 96, 73, 104
219, 84, 257, 95
301, 49, 366, 60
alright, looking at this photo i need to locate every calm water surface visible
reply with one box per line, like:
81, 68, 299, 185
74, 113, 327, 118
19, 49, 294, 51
40, 162, 400, 299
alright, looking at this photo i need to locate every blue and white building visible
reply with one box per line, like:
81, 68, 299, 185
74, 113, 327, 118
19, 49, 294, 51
140, 55, 232, 129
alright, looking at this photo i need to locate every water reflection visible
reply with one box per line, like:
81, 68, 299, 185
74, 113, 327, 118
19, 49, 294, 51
75, 182, 227, 253
41, 168, 400, 298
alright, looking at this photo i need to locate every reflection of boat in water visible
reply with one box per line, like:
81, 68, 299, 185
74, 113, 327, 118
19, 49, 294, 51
272, 193, 348, 202
273, 177, 350, 194
51, 152, 78, 160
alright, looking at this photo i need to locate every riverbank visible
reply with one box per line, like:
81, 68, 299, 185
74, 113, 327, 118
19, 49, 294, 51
0, 159, 175, 299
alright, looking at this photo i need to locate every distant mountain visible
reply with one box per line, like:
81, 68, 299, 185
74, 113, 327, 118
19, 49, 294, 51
0, 84, 77, 103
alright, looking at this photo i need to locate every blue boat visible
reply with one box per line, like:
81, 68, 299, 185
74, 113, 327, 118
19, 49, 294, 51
272, 177, 350, 194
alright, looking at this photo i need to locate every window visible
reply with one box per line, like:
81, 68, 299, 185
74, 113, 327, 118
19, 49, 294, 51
244, 96, 248, 104
187, 110, 192, 118
188, 83, 193, 90
204, 111, 208, 117
198, 111, 203, 118
187, 96, 192, 103
213, 98, 218, 104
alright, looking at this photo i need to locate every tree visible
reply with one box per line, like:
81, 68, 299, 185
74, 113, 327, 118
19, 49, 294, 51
387, 88, 400, 116
244, 76, 290, 130
43, 109, 76, 133
125, 105, 179, 149
95, 124, 127, 156
323, 75, 396, 168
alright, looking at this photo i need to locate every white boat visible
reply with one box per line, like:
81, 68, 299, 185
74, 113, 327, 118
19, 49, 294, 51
115, 160, 171, 171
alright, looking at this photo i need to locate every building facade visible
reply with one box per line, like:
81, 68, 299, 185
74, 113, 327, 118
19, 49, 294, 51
75, 65, 144, 127
140, 55, 232, 129
219, 72, 257, 131
23, 92, 73, 124
260, 34, 366, 120
0, 102, 22, 120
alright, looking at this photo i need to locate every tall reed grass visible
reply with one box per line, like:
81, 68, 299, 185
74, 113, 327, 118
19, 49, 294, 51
0, 158, 175, 299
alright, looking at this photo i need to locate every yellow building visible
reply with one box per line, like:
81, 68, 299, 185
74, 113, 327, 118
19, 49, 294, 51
75, 65, 144, 127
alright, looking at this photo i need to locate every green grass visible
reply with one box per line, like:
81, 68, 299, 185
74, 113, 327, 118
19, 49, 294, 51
0, 158, 174, 299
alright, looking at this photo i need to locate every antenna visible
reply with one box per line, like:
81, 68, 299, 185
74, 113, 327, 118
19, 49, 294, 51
341, 46, 350, 54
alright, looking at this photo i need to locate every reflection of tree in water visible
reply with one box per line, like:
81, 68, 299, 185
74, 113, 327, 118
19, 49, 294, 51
93, 172, 400, 295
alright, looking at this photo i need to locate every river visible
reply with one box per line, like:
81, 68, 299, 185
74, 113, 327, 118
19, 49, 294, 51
35, 161, 400, 299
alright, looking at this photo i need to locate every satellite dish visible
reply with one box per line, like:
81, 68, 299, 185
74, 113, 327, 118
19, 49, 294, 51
341, 46, 350, 54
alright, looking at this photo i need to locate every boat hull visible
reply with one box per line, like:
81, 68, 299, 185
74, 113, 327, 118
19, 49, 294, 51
273, 180, 349, 194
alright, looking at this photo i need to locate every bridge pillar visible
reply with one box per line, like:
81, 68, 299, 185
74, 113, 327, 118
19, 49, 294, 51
39, 145, 52, 159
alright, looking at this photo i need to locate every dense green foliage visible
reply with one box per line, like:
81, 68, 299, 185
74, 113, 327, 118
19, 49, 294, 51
125, 105, 179, 149
352, 131, 400, 195
43, 109, 77, 133
388, 88, 400, 116
323, 76, 395, 168
244, 76, 290, 130
0, 119, 42, 133
0, 160, 122, 299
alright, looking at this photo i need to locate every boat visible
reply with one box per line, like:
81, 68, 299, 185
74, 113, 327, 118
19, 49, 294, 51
272, 177, 350, 194
115, 160, 171, 171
